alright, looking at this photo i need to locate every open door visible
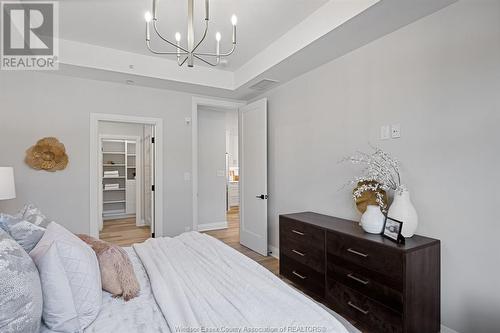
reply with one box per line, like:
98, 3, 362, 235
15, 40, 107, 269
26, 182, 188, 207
239, 99, 268, 256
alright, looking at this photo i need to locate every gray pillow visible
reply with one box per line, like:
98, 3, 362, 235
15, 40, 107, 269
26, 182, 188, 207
0, 213, 45, 253
0, 228, 43, 333
19, 203, 54, 228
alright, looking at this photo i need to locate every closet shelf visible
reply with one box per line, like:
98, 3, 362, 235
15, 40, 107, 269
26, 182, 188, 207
101, 137, 138, 220
103, 200, 126, 204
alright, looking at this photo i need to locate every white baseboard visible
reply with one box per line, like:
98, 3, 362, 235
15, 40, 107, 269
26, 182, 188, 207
441, 325, 460, 333
268, 245, 279, 259
197, 221, 228, 232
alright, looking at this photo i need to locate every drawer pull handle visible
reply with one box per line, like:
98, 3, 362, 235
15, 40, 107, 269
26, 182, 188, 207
347, 248, 368, 258
292, 270, 307, 280
292, 249, 305, 257
291, 230, 305, 236
347, 273, 369, 285
348, 301, 369, 315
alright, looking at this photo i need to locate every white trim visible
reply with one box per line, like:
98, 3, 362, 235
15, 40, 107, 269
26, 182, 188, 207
268, 245, 279, 259
90, 113, 164, 239
440, 325, 460, 333
191, 97, 246, 233
197, 221, 228, 232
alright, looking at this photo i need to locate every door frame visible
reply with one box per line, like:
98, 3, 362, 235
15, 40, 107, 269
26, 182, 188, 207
191, 97, 246, 231
90, 113, 163, 239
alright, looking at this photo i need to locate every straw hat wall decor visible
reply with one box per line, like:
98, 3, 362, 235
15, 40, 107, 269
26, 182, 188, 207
25, 137, 69, 172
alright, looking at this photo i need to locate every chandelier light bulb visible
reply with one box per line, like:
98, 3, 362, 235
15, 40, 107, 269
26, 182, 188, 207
145, 0, 237, 67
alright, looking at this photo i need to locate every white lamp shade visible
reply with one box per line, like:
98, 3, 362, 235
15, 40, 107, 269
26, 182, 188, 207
0, 167, 16, 200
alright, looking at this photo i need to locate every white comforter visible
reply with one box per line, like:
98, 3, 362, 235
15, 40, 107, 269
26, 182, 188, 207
134, 232, 349, 333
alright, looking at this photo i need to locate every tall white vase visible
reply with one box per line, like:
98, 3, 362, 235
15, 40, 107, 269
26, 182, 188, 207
361, 205, 385, 234
387, 188, 418, 237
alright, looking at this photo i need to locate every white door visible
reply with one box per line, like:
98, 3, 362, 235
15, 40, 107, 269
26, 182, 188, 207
239, 99, 268, 256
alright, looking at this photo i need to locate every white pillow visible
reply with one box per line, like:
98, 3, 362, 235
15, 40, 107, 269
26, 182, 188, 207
30, 222, 102, 332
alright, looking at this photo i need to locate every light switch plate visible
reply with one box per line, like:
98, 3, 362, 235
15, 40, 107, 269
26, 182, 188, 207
184, 172, 191, 181
380, 125, 390, 140
216, 170, 225, 177
391, 124, 401, 139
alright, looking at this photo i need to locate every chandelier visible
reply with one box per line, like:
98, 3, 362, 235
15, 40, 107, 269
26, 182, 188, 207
144, 0, 238, 68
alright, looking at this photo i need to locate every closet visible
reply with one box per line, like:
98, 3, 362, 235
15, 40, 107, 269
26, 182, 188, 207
101, 139, 138, 221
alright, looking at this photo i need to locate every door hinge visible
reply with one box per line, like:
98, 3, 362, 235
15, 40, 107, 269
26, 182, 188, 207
152, 185, 155, 191
151, 137, 155, 144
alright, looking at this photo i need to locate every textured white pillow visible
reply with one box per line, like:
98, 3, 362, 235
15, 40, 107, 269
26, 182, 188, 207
30, 222, 102, 332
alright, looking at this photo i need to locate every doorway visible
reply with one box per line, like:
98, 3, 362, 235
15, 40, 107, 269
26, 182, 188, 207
197, 106, 239, 232
89, 114, 163, 243
192, 98, 269, 256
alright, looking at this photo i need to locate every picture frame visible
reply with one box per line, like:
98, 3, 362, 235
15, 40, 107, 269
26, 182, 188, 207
382, 216, 405, 244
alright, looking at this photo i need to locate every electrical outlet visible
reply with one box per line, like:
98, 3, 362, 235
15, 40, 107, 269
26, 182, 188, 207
184, 172, 191, 181
380, 125, 390, 140
391, 124, 401, 139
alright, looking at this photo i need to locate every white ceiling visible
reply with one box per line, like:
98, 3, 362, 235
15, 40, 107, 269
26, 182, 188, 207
56, 0, 458, 100
59, 0, 328, 71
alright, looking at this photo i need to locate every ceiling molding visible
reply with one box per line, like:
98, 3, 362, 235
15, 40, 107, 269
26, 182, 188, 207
59, 39, 235, 90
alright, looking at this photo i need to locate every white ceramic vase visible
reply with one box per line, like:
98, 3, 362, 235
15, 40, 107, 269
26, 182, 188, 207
361, 205, 385, 234
387, 188, 418, 238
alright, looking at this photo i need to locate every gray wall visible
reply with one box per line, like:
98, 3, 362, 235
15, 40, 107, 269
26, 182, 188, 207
0, 71, 193, 237
258, 1, 500, 332
198, 108, 227, 226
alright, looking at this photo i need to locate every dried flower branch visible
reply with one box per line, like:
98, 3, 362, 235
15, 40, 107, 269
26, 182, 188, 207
341, 145, 403, 195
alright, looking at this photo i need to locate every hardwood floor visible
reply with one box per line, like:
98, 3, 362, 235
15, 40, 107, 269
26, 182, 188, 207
203, 207, 280, 275
99, 209, 279, 274
100, 217, 151, 247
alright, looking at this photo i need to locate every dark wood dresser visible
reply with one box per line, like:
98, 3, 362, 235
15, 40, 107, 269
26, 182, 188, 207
279, 212, 440, 333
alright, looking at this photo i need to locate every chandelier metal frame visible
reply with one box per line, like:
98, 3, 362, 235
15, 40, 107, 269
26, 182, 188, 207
145, 0, 237, 68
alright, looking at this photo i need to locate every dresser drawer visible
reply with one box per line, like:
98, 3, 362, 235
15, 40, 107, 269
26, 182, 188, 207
327, 255, 403, 312
326, 279, 403, 333
281, 237, 325, 273
280, 255, 325, 297
327, 231, 403, 281
280, 217, 325, 251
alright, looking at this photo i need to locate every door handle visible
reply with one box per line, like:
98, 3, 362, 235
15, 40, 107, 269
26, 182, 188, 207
256, 194, 268, 200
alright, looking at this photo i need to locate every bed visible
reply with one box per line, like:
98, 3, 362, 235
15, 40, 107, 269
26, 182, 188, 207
39, 232, 359, 333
